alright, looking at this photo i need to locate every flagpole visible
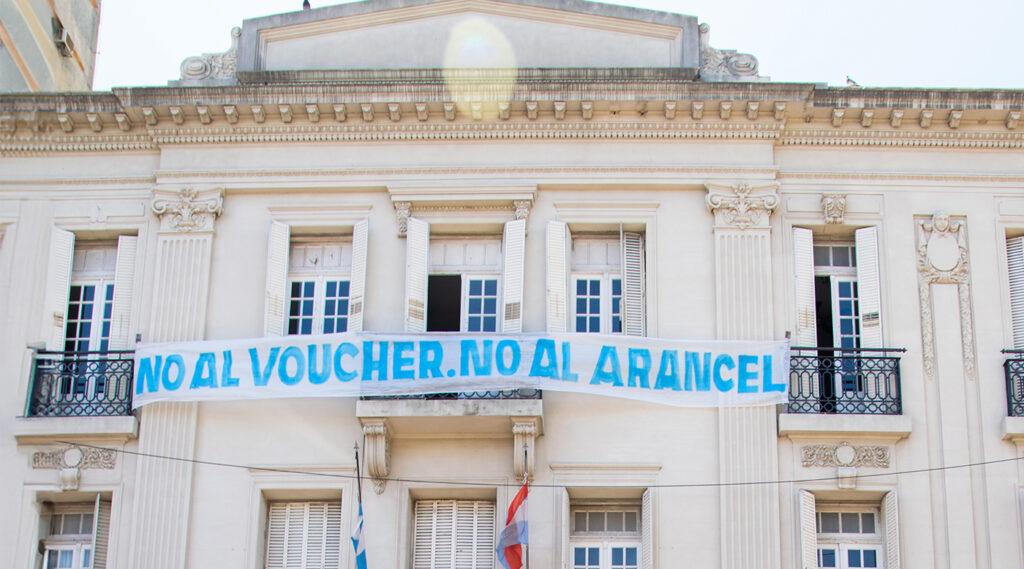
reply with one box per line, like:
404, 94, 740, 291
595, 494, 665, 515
522, 441, 528, 569
354, 442, 362, 505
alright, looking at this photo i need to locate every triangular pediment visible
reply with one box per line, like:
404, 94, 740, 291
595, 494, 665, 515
236, 0, 699, 71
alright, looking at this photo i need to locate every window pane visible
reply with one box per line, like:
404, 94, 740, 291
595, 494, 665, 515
589, 280, 600, 295
469, 279, 482, 295
863, 550, 877, 567
576, 280, 587, 295
63, 514, 81, 534
624, 511, 637, 531
819, 512, 839, 533
588, 511, 605, 531
861, 513, 875, 534
848, 549, 862, 568
82, 549, 91, 569
625, 548, 637, 566
841, 512, 860, 533
468, 317, 481, 332
612, 279, 621, 295
574, 548, 586, 566
484, 280, 497, 295
483, 316, 496, 331
814, 246, 831, 266
469, 298, 482, 313
833, 247, 851, 267
818, 549, 836, 568
574, 512, 587, 532
607, 511, 623, 531
588, 548, 599, 565
483, 298, 497, 314
59, 550, 74, 569
81, 513, 93, 535
612, 548, 623, 565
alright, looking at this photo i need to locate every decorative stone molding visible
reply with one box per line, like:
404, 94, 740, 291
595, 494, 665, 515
821, 193, 847, 224
917, 212, 976, 383
890, 109, 904, 128
361, 419, 390, 494
801, 442, 890, 468
698, 23, 763, 81
32, 445, 117, 470
514, 200, 531, 221
151, 187, 224, 232
178, 27, 240, 84
513, 421, 538, 481
705, 182, 780, 229
394, 201, 412, 236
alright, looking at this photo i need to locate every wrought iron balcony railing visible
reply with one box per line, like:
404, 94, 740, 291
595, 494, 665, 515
1004, 350, 1024, 417
27, 350, 134, 417
362, 389, 541, 401
788, 347, 904, 415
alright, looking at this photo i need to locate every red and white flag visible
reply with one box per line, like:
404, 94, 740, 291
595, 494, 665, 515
496, 482, 529, 569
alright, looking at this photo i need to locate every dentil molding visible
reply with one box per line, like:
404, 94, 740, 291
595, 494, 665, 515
151, 187, 224, 232
705, 182, 780, 229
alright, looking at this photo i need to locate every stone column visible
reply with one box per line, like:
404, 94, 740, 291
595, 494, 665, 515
915, 212, 989, 569
705, 182, 780, 569
127, 187, 223, 569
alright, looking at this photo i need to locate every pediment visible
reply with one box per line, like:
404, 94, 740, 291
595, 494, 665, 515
236, 0, 699, 71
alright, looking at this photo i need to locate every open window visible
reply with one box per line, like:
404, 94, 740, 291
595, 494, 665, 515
560, 488, 653, 569
38, 496, 111, 569
799, 491, 899, 569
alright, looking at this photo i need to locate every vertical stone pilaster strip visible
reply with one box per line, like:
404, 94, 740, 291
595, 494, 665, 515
128, 187, 223, 569
706, 182, 780, 569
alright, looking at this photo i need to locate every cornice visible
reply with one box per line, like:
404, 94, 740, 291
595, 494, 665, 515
780, 127, 1024, 148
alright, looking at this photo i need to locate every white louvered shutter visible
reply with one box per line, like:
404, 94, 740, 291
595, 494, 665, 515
799, 490, 817, 569
349, 218, 369, 332
883, 491, 901, 569
855, 227, 883, 348
546, 221, 570, 333
641, 488, 654, 569
502, 219, 526, 333
405, 217, 430, 333
1008, 236, 1024, 348
91, 496, 111, 569
266, 502, 342, 569
264, 221, 290, 337
457, 500, 495, 569
792, 227, 818, 347
43, 227, 75, 350
414, 500, 494, 569
560, 488, 571, 569
108, 235, 137, 350
622, 232, 646, 336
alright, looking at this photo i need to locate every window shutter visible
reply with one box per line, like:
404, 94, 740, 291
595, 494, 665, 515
883, 491, 900, 569
855, 226, 883, 348
502, 219, 526, 333
621, 232, 646, 336
414, 500, 493, 569
559, 488, 570, 569
414, 500, 455, 569
266, 502, 341, 569
546, 221, 570, 333
792, 227, 817, 347
264, 221, 290, 337
91, 497, 111, 569
108, 235, 137, 350
641, 488, 654, 569
405, 217, 430, 333
1008, 236, 1024, 348
349, 218, 369, 332
798, 490, 817, 569
456, 500, 495, 569
43, 227, 75, 350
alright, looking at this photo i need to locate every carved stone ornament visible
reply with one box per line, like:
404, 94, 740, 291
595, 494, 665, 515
32, 445, 117, 470
705, 182, 780, 229
916, 212, 976, 383
513, 200, 532, 221
394, 202, 412, 237
698, 23, 764, 81
178, 27, 240, 84
821, 193, 847, 224
513, 421, 538, 481
801, 442, 890, 468
361, 419, 390, 494
151, 187, 224, 232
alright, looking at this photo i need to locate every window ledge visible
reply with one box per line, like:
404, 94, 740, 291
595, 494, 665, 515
357, 398, 542, 436
1001, 416, 1024, 442
778, 413, 912, 440
12, 415, 139, 445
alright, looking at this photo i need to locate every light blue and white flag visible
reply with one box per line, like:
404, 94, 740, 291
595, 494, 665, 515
351, 503, 367, 569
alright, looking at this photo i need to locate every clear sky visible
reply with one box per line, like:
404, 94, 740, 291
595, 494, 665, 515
92, 0, 1024, 91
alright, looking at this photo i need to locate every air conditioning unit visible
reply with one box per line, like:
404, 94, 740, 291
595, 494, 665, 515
52, 19, 74, 57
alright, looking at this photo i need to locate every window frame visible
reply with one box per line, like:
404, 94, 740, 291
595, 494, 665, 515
264, 499, 343, 569
814, 504, 885, 569
570, 273, 623, 334
285, 238, 354, 336
427, 236, 504, 333
412, 498, 497, 569
569, 503, 643, 569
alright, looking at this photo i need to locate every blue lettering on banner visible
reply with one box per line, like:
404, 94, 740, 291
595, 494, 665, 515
190, 352, 218, 389
419, 341, 444, 378
136, 356, 161, 394
250, 347, 280, 387
308, 344, 331, 384
279, 346, 305, 385
221, 350, 239, 387
362, 342, 388, 381
737, 354, 758, 393
685, 351, 711, 391
713, 354, 735, 392
495, 339, 520, 376
762, 355, 785, 392
334, 343, 358, 382
591, 346, 623, 386
392, 342, 416, 380
561, 342, 578, 382
162, 354, 185, 391
654, 350, 681, 391
529, 339, 558, 379
461, 340, 493, 376
627, 348, 652, 388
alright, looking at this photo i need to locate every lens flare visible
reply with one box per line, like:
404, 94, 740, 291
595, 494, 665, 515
443, 18, 517, 115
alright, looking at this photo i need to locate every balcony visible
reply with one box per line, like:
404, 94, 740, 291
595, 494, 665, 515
27, 350, 134, 418
788, 347, 904, 415
1004, 350, 1024, 417
360, 388, 541, 401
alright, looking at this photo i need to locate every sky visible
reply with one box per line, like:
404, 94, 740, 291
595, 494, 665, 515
92, 0, 1024, 91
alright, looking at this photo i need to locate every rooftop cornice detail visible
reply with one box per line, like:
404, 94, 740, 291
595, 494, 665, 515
780, 128, 1024, 148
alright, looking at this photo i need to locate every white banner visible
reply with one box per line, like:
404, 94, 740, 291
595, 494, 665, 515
133, 333, 790, 408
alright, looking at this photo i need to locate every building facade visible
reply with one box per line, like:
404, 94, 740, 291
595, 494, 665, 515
2, 1, 1024, 568
0, 0, 102, 93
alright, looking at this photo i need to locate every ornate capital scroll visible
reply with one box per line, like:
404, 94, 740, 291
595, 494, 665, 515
513, 200, 532, 221
151, 187, 223, 232
822, 193, 847, 224
512, 420, 539, 481
361, 419, 390, 494
177, 27, 240, 84
705, 182, 780, 229
801, 442, 890, 468
699, 23, 764, 81
394, 202, 412, 237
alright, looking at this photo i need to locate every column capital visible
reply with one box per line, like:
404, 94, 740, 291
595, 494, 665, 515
151, 186, 224, 232
705, 182, 780, 229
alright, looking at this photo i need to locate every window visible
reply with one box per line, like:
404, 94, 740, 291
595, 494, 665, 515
287, 240, 353, 335
570, 505, 641, 569
799, 491, 898, 569
264, 219, 368, 336
265, 501, 342, 569
547, 222, 645, 336
40, 498, 111, 569
404, 218, 526, 334
413, 500, 495, 569
1006, 235, 1024, 348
